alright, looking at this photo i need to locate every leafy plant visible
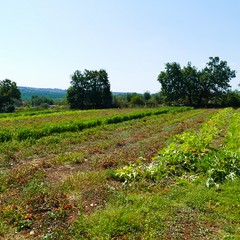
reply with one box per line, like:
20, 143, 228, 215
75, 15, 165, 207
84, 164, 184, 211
114, 108, 240, 186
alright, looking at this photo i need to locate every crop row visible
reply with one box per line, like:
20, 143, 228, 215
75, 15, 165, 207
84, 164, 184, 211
0, 106, 192, 142
114, 108, 239, 186
0, 109, 63, 119
0, 109, 115, 128
0, 107, 193, 129
208, 108, 240, 185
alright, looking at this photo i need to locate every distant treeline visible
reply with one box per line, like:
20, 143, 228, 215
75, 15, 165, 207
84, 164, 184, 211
1, 56, 240, 113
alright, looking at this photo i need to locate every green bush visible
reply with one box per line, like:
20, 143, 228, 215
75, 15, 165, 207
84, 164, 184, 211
0, 130, 12, 142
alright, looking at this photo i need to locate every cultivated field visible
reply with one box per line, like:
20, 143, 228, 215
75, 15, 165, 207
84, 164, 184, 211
0, 107, 239, 239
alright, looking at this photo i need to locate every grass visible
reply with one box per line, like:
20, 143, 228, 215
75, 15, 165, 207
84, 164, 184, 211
67, 176, 240, 239
0, 106, 239, 239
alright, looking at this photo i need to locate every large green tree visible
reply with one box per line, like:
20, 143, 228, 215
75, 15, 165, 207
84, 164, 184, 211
157, 57, 236, 107
157, 62, 185, 104
198, 57, 236, 106
0, 79, 21, 112
67, 69, 112, 109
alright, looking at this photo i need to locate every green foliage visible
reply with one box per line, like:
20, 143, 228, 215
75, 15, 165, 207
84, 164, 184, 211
31, 95, 54, 107
130, 95, 145, 106
67, 69, 112, 109
114, 108, 240, 186
0, 130, 12, 142
70, 178, 240, 239
113, 92, 154, 108
70, 194, 166, 239
221, 90, 240, 108
112, 94, 129, 108
143, 91, 151, 101
114, 160, 162, 183
0, 106, 191, 142
0, 79, 21, 113
1, 107, 240, 238
158, 62, 184, 105
158, 57, 236, 107
17, 219, 33, 231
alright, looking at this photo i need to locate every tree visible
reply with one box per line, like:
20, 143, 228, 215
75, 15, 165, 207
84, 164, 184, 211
221, 90, 240, 108
181, 62, 200, 106
130, 95, 144, 107
198, 57, 236, 106
31, 96, 54, 108
143, 91, 151, 102
126, 93, 138, 103
157, 57, 236, 107
0, 79, 21, 112
112, 94, 129, 108
67, 69, 112, 109
151, 92, 164, 104
157, 62, 185, 105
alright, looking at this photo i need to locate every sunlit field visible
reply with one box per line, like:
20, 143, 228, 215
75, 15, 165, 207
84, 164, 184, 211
0, 107, 239, 239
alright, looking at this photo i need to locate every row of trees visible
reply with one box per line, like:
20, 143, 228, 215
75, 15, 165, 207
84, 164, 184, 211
158, 57, 236, 107
0, 56, 239, 112
67, 57, 238, 109
112, 92, 161, 108
112, 90, 240, 108
66, 70, 163, 109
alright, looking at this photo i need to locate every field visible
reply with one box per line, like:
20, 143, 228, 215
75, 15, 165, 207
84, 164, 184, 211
0, 107, 240, 239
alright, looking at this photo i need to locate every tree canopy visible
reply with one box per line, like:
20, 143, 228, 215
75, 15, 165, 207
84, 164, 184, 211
0, 79, 21, 112
67, 69, 112, 109
157, 57, 236, 107
31, 95, 54, 107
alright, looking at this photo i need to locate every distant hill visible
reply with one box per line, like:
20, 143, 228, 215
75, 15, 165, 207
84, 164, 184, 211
19, 87, 67, 100
19, 86, 134, 101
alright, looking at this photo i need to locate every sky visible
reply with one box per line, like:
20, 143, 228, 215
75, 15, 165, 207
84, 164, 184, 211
0, 0, 240, 93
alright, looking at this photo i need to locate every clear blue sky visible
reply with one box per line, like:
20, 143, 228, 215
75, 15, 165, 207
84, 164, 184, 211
1, 0, 240, 93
